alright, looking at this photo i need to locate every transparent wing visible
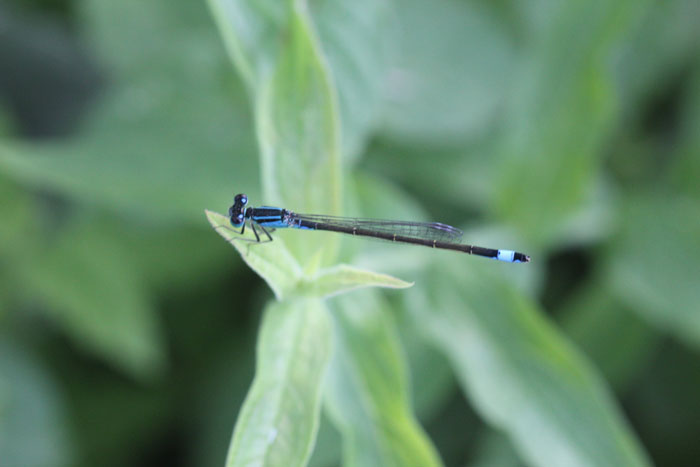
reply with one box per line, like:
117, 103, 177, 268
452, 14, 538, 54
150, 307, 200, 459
292, 213, 463, 242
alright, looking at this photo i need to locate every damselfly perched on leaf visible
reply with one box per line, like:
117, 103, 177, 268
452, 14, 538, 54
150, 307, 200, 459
220, 194, 531, 263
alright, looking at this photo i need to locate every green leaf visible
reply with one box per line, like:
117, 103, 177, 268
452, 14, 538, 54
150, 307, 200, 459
123, 223, 234, 293
615, 0, 700, 119
256, 3, 341, 216
0, 176, 36, 265
0, 105, 18, 138
226, 299, 332, 467
206, 210, 301, 300
379, 0, 514, 146
412, 263, 650, 467
469, 431, 523, 467
558, 278, 658, 391
607, 194, 700, 349
325, 292, 443, 467
210, 0, 343, 263
670, 63, 700, 198
0, 339, 71, 467
363, 142, 497, 217
301, 264, 412, 298
310, 0, 395, 159
20, 221, 165, 379
397, 316, 456, 421
210, 0, 343, 213
494, 0, 653, 246
307, 413, 342, 467
209, 0, 393, 161
206, 0, 287, 89
207, 210, 412, 300
0, 0, 258, 223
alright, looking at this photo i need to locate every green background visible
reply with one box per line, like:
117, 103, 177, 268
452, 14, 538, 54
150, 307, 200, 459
1, 0, 698, 466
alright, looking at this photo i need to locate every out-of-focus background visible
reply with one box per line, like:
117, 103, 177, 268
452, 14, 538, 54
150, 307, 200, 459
1, 0, 699, 466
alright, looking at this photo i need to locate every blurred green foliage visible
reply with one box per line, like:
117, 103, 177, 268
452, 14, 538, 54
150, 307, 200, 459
1, 0, 699, 466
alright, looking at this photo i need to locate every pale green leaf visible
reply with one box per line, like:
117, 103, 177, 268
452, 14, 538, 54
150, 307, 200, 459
325, 292, 443, 467
209, 0, 393, 161
256, 3, 341, 217
210, 0, 343, 263
300, 264, 412, 298
412, 263, 650, 467
226, 299, 332, 467
210, 0, 343, 214
206, 210, 301, 300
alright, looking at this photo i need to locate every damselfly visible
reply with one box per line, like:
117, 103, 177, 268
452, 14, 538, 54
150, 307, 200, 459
223, 194, 530, 263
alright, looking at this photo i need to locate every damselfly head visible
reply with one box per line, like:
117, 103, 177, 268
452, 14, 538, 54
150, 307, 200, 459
229, 193, 248, 228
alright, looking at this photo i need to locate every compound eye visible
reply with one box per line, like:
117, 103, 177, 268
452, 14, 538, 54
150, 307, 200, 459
230, 213, 244, 227
241, 196, 247, 205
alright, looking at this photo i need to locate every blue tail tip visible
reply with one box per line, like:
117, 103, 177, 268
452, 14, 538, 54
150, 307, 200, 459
497, 250, 531, 263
